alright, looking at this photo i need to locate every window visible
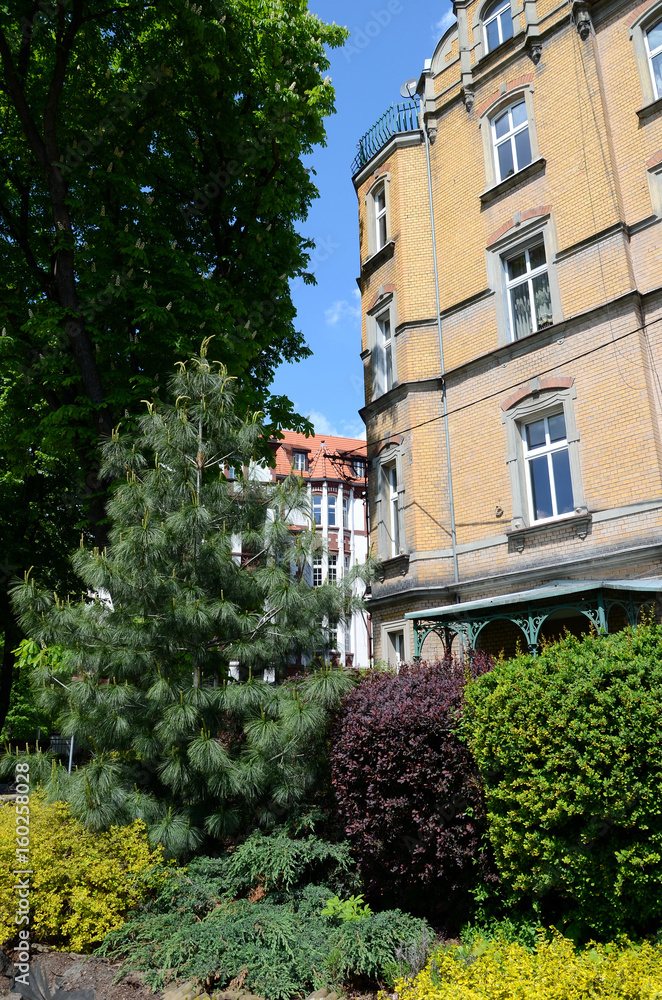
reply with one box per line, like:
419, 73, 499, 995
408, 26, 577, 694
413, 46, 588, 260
646, 20, 662, 98
382, 620, 410, 667
492, 100, 531, 182
312, 556, 323, 587
504, 242, 552, 340
328, 494, 336, 526
501, 384, 587, 533
376, 311, 393, 395
386, 463, 400, 557
312, 494, 322, 526
342, 494, 349, 528
293, 451, 307, 472
374, 184, 387, 250
484, 0, 513, 52
522, 412, 574, 522
328, 554, 337, 583
344, 554, 351, 572
353, 459, 366, 477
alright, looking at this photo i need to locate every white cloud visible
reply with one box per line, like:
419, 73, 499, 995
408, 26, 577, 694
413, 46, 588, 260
432, 8, 456, 40
308, 410, 339, 436
307, 411, 366, 442
324, 288, 361, 327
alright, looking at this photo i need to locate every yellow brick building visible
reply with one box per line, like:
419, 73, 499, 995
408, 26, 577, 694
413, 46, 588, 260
353, 0, 662, 663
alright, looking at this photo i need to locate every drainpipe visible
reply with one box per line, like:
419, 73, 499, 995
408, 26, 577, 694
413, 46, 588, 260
408, 76, 459, 588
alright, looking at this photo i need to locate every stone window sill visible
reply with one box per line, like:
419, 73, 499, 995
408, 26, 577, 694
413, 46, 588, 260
506, 512, 591, 552
361, 240, 395, 276
637, 96, 662, 121
377, 552, 410, 580
480, 158, 546, 205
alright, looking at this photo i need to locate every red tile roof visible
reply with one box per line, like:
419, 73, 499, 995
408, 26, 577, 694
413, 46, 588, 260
270, 430, 367, 484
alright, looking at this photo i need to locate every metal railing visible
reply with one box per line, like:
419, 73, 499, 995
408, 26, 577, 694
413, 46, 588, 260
351, 101, 419, 175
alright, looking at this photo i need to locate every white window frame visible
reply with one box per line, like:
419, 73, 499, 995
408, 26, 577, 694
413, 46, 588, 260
375, 445, 406, 560
353, 459, 366, 478
386, 462, 400, 558
492, 100, 532, 183
375, 184, 387, 250
365, 174, 391, 259
312, 493, 322, 526
502, 387, 587, 531
504, 240, 553, 341
293, 451, 307, 472
342, 494, 349, 528
521, 412, 574, 524
312, 556, 323, 587
646, 20, 662, 98
485, 215, 562, 348
378, 311, 393, 394
479, 86, 540, 193
328, 554, 337, 583
328, 494, 337, 527
630, 6, 662, 109
483, 0, 514, 52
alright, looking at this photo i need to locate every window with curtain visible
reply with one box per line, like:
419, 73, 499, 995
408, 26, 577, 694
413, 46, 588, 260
505, 242, 552, 340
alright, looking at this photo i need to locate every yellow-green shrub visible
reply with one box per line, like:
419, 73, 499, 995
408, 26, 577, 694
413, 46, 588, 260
392, 934, 662, 1000
0, 795, 170, 952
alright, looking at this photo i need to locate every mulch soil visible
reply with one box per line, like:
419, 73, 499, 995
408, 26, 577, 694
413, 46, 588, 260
0, 946, 161, 1000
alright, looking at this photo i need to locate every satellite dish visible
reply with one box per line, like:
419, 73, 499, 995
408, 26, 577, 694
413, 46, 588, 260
400, 77, 420, 99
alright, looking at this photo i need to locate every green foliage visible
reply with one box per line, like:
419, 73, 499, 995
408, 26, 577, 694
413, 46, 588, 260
0, 0, 348, 464
6, 352, 370, 854
99, 876, 431, 998
0, 794, 171, 952
0, 639, 61, 741
219, 827, 360, 899
321, 893, 372, 922
395, 934, 662, 1000
461, 623, 662, 938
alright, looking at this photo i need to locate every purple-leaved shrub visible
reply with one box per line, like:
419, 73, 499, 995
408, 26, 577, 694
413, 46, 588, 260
330, 655, 496, 923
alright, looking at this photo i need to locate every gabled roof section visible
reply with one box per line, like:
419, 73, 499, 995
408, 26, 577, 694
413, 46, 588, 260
270, 430, 367, 484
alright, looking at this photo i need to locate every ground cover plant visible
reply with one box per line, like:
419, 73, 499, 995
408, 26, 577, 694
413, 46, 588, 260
330, 655, 496, 922
4, 349, 370, 856
98, 828, 432, 998
392, 932, 662, 1000
0, 794, 170, 951
461, 622, 662, 938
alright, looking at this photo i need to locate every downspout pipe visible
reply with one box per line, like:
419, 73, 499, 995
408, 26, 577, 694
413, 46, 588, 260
419, 90, 460, 588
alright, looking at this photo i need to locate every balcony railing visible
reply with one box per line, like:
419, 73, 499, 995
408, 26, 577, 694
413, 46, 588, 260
351, 101, 419, 176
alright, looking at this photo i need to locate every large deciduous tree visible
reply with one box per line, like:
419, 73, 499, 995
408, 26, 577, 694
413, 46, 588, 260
0, 0, 347, 727
8, 346, 369, 856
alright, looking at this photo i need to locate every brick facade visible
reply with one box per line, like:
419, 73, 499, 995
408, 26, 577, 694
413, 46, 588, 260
353, 0, 662, 662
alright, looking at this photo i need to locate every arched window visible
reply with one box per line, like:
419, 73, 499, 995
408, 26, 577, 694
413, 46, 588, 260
646, 19, 662, 98
483, 0, 513, 53
492, 100, 531, 181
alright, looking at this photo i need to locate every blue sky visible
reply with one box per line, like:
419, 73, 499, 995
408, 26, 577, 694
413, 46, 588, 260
269, 0, 455, 439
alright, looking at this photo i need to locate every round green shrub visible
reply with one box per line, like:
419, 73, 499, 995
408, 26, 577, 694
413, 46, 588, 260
461, 623, 662, 937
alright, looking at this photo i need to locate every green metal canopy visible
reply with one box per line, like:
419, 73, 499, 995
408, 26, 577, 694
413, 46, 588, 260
404, 579, 662, 658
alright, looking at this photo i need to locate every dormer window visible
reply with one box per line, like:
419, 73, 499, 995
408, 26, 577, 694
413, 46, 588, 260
484, 0, 513, 53
293, 451, 307, 472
